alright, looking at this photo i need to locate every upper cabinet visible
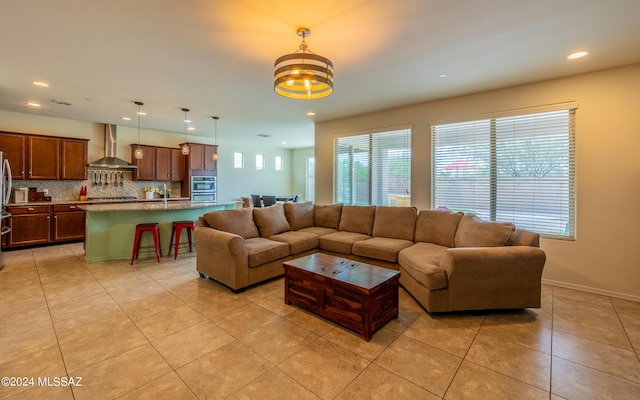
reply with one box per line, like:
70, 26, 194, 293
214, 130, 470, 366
0, 132, 88, 180
182, 143, 217, 173
131, 145, 183, 182
169, 148, 184, 181
131, 144, 155, 181
28, 136, 59, 179
60, 138, 88, 180
0, 132, 26, 179
155, 147, 183, 182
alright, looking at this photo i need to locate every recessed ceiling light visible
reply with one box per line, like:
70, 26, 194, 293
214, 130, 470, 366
122, 116, 131, 121
27, 102, 41, 107
184, 119, 192, 123
32, 81, 49, 87
306, 112, 316, 116
136, 111, 146, 116
282, 141, 287, 145
187, 126, 195, 131
439, 73, 448, 78
567, 51, 588, 60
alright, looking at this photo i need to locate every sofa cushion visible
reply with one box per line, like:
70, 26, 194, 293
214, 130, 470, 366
203, 208, 259, 239
511, 229, 540, 247
244, 237, 289, 268
372, 206, 417, 241
454, 214, 515, 247
352, 237, 414, 263
269, 231, 319, 255
319, 231, 372, 254
414, 209, 464, 247
398, 242, 448, 290
297, 226, 338, 237
314, 204, 343, 229
253, 203, 291, 238
339, 205, 376, 235
284, 202, 314, 230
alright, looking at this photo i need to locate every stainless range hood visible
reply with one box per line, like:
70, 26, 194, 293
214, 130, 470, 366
88, 124, 137, 169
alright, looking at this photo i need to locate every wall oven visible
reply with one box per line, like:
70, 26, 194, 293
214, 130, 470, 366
191, 176, 216, 202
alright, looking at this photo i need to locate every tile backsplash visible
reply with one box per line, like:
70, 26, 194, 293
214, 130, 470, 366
12, 172, 182, 202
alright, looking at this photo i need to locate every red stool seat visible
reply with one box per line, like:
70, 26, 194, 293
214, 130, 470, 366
131, 223, 161, 264
168, 220, 195, 259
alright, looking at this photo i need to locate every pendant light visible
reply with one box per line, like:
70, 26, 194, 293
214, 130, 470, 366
133, 101, 144, 159
181, 108, 190, 155
212, 116, 219, 161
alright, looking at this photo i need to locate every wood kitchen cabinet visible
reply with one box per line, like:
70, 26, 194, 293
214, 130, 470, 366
7, 205, 51, 247
52, 204, 85, 242
28, 136, 60, 179
0, 132, 26, 179
131, 144, 155, 181
60, 138, 88, 180
0, 132, 87, 180
180, 142, 217, 174
155, 147, 183, 182
5, 204, 85, 247
170, 148, 184, 181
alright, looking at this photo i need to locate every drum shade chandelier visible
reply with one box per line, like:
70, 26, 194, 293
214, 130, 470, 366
274, 27, 334, 100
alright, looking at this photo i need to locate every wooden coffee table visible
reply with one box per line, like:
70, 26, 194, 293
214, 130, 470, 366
283, 253, 400, 341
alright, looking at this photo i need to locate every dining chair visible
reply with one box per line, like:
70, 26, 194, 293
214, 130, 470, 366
262, 195, 277, 207
251, 194, 263, 208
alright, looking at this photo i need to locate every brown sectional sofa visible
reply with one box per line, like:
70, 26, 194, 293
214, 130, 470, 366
194, 202, 546, 313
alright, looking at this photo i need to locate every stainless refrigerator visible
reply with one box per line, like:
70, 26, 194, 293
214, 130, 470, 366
0, 152, 13, 269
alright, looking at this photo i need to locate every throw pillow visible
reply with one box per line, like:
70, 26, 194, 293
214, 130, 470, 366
414, 209, 464, 247
203, 208, 259, 239
339, 205, 376, 235
284, 202, 314, 230
454, 213, 515, 247
314, 204, 343, 229
371, 206, 417, 240
253, 203, 291, 237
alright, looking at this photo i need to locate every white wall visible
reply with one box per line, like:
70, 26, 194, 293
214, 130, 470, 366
217, 140, 293, 202
0, 110, 293, 203
291, 147, 314, 202
315, 64, 640, 301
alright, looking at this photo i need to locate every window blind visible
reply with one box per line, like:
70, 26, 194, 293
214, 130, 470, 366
432, 108, 576, 239
334, 128, 411, 206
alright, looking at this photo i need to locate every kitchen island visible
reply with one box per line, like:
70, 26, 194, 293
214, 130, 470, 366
78, 200, 238, 263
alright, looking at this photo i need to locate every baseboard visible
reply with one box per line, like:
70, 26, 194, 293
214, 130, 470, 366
542, 278, 640, 303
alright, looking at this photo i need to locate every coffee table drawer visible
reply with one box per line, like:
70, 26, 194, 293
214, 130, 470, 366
325, 285, 364, 325
286, 271, 323, 309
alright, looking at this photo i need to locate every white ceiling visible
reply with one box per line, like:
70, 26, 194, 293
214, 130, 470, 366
1, 0, 639, 148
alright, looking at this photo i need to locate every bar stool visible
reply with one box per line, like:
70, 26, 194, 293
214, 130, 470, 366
168, 220, 196, 259
131, 223, 162, 265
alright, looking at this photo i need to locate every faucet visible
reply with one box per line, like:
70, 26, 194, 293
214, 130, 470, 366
163, 183, 168, 207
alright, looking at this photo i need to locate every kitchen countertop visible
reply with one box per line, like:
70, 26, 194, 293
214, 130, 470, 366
78, 200, 238, 212
7, 197, 192, 206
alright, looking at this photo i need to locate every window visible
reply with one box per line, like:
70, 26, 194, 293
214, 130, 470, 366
306, 157, 315, 201
256, 154, 264, 170
334, 128, 411, 206
432, 106, 576, 239
233, 152, 244, 169
275, 155, 283, 171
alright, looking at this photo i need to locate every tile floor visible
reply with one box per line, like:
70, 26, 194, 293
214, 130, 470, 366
1, 243, 639, 400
